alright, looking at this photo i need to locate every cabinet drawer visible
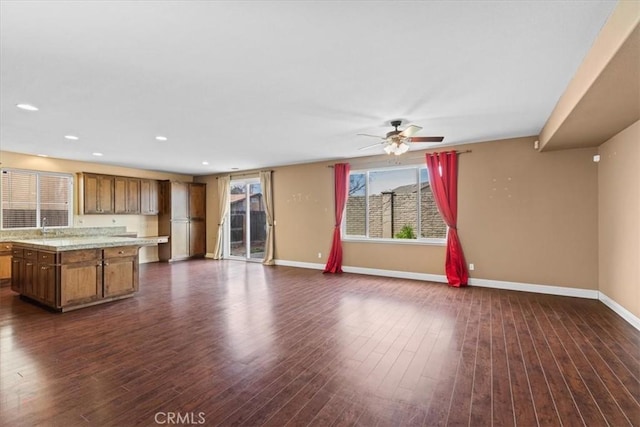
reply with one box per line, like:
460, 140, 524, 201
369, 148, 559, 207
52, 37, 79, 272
38, 252, 57, 264
0, 243, 12, 254
61, 249, 101, 264
104, 246, 139, 258
12, 248, 23, 258
24, 249, 37, 260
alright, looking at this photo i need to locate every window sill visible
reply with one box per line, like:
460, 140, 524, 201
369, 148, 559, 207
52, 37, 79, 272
343, 237, 446, 246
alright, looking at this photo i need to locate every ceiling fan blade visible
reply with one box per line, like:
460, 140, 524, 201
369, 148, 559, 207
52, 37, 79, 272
398, 125, 422, 138
358, 142, 384, 150
357, 133, 385, 139
408, 136, 444, 143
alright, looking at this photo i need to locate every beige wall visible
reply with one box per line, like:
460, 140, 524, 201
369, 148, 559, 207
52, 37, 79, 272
198, 164, 336, 262
272, 163, 335, 263
598, 120, 640, 318
0, 151, 192, 263
204, 136, 599, 290
2, 136, 604, 292
458, 138, 598, 288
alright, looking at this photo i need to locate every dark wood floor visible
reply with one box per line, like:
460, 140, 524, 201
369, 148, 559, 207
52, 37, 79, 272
0, 260, 638, 426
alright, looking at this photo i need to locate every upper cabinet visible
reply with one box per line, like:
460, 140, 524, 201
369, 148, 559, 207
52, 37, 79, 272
83, 173, 115, 214
189, 183, 206, 220
80, 173, 158, 215
140, 179, 159, 215
114, 177, 141, 214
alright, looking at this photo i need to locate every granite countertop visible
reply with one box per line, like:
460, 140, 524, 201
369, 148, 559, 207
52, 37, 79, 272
11, 236, 168, 252
0, 226, 130, 242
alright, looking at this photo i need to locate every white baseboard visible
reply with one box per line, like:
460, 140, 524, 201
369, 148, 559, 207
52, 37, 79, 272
468, 277, 599, 299
275, 260, 596, 298
342, 266, 448, 284
274, 259, 325, 270
598, 292, 640, 331
342, 268, 599, 300
272, 259, 637, 330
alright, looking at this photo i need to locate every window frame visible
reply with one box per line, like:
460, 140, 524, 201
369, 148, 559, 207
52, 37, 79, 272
1, 168, 74, 230
342, 165, 447, 246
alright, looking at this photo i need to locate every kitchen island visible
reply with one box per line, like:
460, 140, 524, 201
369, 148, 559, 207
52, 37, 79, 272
10, 236, 164, 312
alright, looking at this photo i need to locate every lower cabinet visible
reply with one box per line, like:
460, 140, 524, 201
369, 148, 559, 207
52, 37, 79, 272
36, 255, 57, 307
103, 246, 138, 298
11, 249, 23, 293
12, 245, 140, 311
60, 249, 102, 306
20, 249, 57, 307
0, 243, 12, 284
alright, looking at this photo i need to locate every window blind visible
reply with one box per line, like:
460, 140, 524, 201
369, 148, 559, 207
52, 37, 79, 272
1, 169, 72, 229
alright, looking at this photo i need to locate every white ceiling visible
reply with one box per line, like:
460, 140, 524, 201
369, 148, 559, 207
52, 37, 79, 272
0, 1, 616, 175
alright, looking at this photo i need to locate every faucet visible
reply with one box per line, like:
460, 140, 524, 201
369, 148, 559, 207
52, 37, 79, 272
42, 217, 49, 236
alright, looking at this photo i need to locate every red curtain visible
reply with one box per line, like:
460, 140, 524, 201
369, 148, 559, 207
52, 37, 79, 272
324, 163, 350, 274
425, 151, 468, 287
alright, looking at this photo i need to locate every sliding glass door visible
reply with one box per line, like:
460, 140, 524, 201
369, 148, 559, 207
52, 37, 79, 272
226, 178, 266, 261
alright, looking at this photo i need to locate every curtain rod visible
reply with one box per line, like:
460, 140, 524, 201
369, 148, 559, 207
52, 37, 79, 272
216, 170, 273, 179
327, 150, 472, 167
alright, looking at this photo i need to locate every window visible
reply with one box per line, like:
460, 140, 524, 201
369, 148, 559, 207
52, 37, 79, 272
1, 169, 73, 229
344, 166, 447, 243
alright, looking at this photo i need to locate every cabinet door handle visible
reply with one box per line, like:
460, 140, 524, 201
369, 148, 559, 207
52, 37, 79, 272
26, 262, 33, 266
27, 252, 33, 256
104, 262, 109, 266
118, 250, 124, 254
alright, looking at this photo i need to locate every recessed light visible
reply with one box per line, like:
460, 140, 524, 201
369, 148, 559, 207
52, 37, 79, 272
155, 136, 168, 141
231, 168, 239, 170
92, 152, 103, 157
37, 154, 49, 157
16, 103, 39, 111
65, 135, 79, 140
202, 161, 209, 165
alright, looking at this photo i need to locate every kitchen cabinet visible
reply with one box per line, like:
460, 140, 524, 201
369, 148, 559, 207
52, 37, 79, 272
10, 247, 22, 293
12, 243, 141, 312
36, 252, 57, 306
80, 173, 159, 216
14, 248, 57, 307
0, 243, 12, 284
189, 218, 206, 257
83, 173, 115, 214
158, 181, 206, 262
60, 249, 102, 307
114, 177, 141, 214
189, 184, 206, 256
140, 179, 159, 215
103, 246, 138, 297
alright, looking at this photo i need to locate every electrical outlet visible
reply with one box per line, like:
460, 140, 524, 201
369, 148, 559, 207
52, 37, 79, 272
469, 263, 475, 271
318, 252, 322, 258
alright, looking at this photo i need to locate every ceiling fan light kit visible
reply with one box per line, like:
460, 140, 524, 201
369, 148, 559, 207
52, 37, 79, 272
383, 141, 410, 155
357, 120, 444, 155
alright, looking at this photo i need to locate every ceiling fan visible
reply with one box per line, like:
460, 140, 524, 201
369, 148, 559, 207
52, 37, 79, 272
358, 120, 444, 155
